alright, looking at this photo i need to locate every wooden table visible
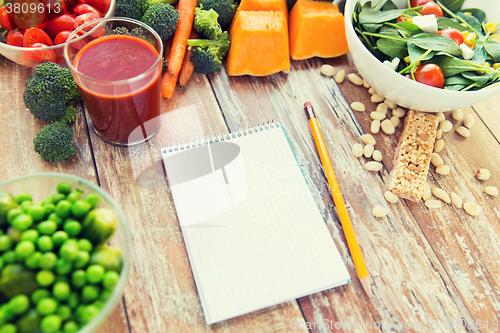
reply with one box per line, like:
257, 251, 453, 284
1, 52, 500, 333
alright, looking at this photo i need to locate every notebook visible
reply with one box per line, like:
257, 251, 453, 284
161, 122, 350, 324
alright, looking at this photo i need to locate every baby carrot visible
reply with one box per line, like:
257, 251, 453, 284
178, 30, 199, 87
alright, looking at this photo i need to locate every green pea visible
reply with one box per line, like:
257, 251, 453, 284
71, 270, 86, 289
0, 258, 3, 271
63, 220, 82, 237
53, 281, 71, 301
54, 276, 70, 284
92, 300, 104, 310
25, 251, 42, 269
38, 221, 57, 235
0, 235, 12, 252
59, 242, 79, 262
20, 200, 32, 213
27, 204, 45, 222
31, 289, 50, 304
55, 200, 72, 219
81, 285, 100, 303
52, 193, 66, 204
103, 271, 120, 290
42, 195, 55, 204
0, 306, 14, 325
57, 182, 72, 195
0, 324, 17, 333
62, 320, 79, 333
77, 239, 92, 253
57, 305, 72, 321
70, 200, 91, 219
100, 290, 112, 302
36, 270, 55, 287
7, 227, 22, 243
16, 193, 32, 204
21, 229, 39, 242
66, 190, 83, 203
55, 258, 73, 275
84, 193, 99, 208
47, 213, 63, 226
73, 251, 89, 269
37, 235, 54, 252
42, 203, 56, 217
40, 314, 61, 333
67, 292, 80, 309
6, 208, 21, 224
40, 252, 58, 270
7, 294, 30, 315
11, 213, 33, 231
51, 231, 68, 248
15, 240, 35, 260
78, 305, 99, 324
16, 309, 40, 333
86, 265, 105, 284
2, 251, 16, 264
36, 297, 58, 315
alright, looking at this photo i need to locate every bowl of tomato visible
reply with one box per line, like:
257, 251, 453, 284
344, 0, 500, 112
0, 0, 115, 67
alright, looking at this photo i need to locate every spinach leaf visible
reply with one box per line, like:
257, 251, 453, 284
409, 34, 462, 56
377, 37, 408, 58
444, 74, 475, 86
396, 21, 422, 36
457, 12, 482, 36
438, 0, 465, 13
482, 40, 500, 62
362, 23, 384, 33
444, 84, 468, 91
461, 8, 486, 23
408, 43, 435, 63
469, 45, 486, 65
432, 56, 480, 76
382, 0, 397, 11
462, 71, 492, 85
359, 7, 406, 24
437, 17, 471, 32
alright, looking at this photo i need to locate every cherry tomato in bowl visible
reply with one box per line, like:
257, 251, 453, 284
23, 27, 54, 47
410, 0, 434, 7
420, 2, 443, 17
73, 3, 102, 15
437, 28, 464, 46
10, 0, 48, 30
414, 63, 445, 88
7, 29, 25, 47
44, 14, 75, 39
18, 42, 56, 66
54, 30, 72, 44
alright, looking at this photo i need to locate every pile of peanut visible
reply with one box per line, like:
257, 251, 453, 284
320, 65, 498, 218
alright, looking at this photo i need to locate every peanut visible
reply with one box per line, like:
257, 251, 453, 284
450, 192, 462, 208
376, 103, 388, 114
452, 109, 464, 121
423, 183, 432, 201
439, 120, 453, 133
351, 101, 366, 112
365, 161, 383, 171
371, 120, 381, 134
363, 79, 371, 88
476, 168, 490, 180
432, 188, 451, 203
372, 205, 388, 217
335, 69, 346, 83
384, 99, 396, 109
364, 144, 374, 158
463, 114, 474, 129
347, 73, 363, 85
436, 128, 443, 139
384, 191, 399, 203
425, 199, 442, 209
370, 112, 386, 121
352, 143, 364, 157
436, 165, 450, 175
372, 150, 382, 162
368, 87, 376, 95
390, 116, 400, 127
463, 202, 481, 216
361, 134, 376, 145
430, 153, 444, 167
456, 126, 471, 137
371, 93, 385, 103
436, 112, 445, 122
434, 139, 445, 152
485, 186, 499, 196
392, 107, 406, 118
320, 64, 335, 76
381, 119, 395, 135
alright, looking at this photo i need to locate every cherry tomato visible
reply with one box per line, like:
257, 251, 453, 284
53, 29, 71, 44
73, 4, 101, 16
414, 64, 445, 88
0, 6, 14, 31
74, 12, 100, 29
437, 28, 464, 46
10, 0, 48, 30
83, 0, 109, 16
44, 13, 75, 39
7, 29, 25, 46
23, 27, 54, 47
397, 15, 411, 23
410, 0, 433, 7
19, 42, 56, 66
420, 2, 443, 17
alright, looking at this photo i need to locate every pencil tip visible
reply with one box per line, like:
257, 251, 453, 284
360, 275, 373, 297
304, 101, 312, 108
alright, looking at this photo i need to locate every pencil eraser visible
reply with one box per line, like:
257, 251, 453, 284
304, 102, 312, 108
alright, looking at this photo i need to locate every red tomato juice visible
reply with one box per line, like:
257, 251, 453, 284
73, 34, 161, 144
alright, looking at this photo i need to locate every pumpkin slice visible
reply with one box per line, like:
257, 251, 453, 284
233, 0, 288, 20
289, 0, 349, 60
226, 11, 290, 76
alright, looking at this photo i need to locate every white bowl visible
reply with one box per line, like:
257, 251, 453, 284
344, 0, 500, 112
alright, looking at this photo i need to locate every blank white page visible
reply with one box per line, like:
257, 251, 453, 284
162, 123, 350, 324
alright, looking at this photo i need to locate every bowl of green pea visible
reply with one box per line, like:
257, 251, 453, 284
0, 173, 131, 333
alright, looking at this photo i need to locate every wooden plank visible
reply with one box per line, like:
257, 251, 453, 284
209, 57, 496, 332
0, 58, 130, 333
472, 94, 500, 143
86, 72, 306, 332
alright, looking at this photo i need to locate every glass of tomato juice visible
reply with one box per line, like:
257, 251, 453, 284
63, 17, 163, 146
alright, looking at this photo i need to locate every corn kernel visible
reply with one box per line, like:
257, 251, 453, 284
491, 34, 500, 43
485, 22, 496, 34
476, 62, 490, 74
404, 56, 411, 63
462, 31, 469, 39
466, 33, 476, 41
464, 12, 471, 15
493, 63, 500, 70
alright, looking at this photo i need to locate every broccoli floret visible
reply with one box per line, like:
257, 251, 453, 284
141, 3, 179, 41
187, 31, 230, 74
193, 7, 222, 39
33, 122, 76, 162
197, 0, 238, 29
23, 62, 81, 123
115, 0, 143, 20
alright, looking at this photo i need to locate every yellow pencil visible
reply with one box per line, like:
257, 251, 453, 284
304, 101, 372, 297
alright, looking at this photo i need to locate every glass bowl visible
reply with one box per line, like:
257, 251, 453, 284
0, 172, 130, 333
0, 0, 116, 68
344, 0, 500, 112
